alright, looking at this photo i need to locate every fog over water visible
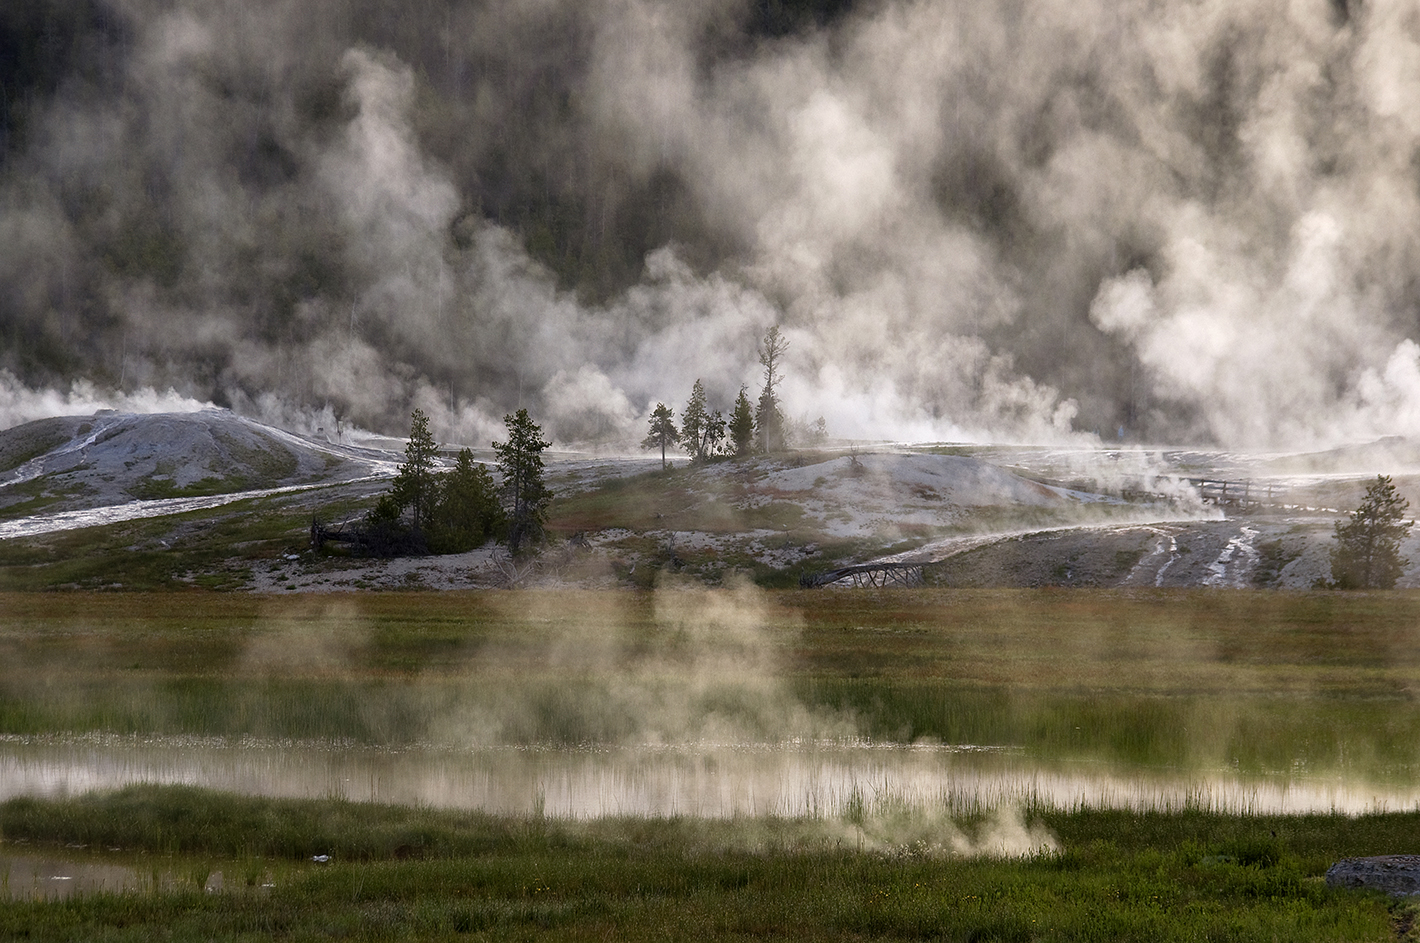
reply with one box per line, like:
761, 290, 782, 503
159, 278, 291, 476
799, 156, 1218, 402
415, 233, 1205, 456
3, 0, 1420, 447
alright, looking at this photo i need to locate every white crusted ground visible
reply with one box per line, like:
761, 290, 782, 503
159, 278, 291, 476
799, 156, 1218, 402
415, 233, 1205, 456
5, 410, 1419, 590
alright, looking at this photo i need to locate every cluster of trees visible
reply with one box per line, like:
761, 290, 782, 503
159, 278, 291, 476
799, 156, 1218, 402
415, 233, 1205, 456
366, 408, 552, 555
1329, 475, 1413, 589
644, 326, 822, 468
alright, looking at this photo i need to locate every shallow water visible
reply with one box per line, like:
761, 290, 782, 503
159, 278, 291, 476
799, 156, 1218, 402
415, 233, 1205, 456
3, 735, 1417, 818
0, 845, 287, 902
0, 851, 154, 900
0, 848, 237, 900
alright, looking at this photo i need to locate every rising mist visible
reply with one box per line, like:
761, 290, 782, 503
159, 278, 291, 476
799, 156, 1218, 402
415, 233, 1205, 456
2, 0, 1418, 448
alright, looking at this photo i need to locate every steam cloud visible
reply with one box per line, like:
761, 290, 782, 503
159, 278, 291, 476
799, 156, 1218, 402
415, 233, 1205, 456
3, 0, 1419, 448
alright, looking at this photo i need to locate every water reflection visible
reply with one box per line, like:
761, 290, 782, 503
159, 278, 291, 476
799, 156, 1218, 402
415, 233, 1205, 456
3, 734, 1418, 817
2, 851, 137, 900
0, 849, 214, 900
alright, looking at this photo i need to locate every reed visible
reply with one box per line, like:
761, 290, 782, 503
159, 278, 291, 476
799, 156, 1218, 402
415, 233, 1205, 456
0, 786, 1408, 942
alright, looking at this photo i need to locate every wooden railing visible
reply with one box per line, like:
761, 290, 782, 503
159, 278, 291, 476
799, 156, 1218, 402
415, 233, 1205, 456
800, 561, 925, 589
1185, 478, 1286, 508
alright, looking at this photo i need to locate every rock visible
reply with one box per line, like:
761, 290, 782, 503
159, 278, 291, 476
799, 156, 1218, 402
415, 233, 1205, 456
1326, 855, 1420, 896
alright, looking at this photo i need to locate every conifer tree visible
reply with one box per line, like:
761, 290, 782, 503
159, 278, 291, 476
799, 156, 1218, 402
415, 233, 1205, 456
493, 409, 553, 554
729, 386, 755, 456
703, 409, 727, 458
428, 449, 502, 553
681, 380, 709, 463
755, 326, 789, 452
1331, 475, 1413, 588
642, 402, 680, 469
390, 407, 439, 535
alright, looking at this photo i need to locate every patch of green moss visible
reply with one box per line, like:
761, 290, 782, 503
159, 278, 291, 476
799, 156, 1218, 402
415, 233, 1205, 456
0, 477, 96, 517
129, 475, 240, 500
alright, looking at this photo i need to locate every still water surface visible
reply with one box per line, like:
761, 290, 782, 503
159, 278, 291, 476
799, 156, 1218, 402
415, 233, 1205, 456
4, 734, 1417, 819
0, 849, 229, 901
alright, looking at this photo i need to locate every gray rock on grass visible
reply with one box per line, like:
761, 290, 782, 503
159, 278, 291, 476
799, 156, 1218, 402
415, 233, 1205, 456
1326, 855, 1420, 896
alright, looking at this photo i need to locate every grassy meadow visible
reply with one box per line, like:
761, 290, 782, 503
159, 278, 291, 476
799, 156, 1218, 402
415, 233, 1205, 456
4, 587, 1420, 938
4, 588, 1420, 773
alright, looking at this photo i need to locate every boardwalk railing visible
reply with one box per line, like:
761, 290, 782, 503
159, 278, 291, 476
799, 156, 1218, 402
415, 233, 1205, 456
800, 561, 925, 589
1186, 478, 1286, 508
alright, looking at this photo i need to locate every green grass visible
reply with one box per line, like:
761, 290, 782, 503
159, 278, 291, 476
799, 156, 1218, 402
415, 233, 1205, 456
129, 474, 244, 500
0, 492, 320, 590
5, 590, 1420, 937
4, 589, 1420, 780
0, 786, 1410, 941
0, 477, 96, 517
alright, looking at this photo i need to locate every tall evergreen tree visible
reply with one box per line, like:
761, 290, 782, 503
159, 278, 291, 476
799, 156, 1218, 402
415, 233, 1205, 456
642, 402, 680, 469
1331, 475, 1413, 588
755, 325, 789, 452
493, 409, 553, 554
390, 407, 439, 535
729, 386, 755, 456
755, 387, 783, 453
681, 380, 708, 463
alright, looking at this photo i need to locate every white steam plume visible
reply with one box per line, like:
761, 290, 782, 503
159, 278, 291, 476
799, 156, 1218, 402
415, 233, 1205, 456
2, 1, 1419, 448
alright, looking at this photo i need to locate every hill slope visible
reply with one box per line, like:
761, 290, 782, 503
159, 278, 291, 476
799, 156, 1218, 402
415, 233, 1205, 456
4, 411, 1417, 592
0, 410, 393, 517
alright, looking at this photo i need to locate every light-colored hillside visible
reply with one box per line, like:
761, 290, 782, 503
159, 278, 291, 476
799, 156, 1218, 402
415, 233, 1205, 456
4, 410, 1417, 592
0, 409, 395, 517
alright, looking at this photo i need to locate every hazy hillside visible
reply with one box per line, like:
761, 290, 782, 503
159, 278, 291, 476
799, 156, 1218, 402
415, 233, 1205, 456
0, 409, 392, 517
3, 410, 1419, 593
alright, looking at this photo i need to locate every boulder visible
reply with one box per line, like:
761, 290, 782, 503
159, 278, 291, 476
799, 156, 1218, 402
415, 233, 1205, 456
1326, 855, 1420, 896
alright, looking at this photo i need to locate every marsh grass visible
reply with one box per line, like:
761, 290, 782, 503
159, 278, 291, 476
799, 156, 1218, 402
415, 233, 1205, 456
799, 678, 1420, 774
6, 590, 1420, 938
0, 786, 1409, 941
7, 590, 1420, 776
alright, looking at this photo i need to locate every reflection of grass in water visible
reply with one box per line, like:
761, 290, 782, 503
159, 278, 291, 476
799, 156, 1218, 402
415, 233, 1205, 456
0, 785, 1408, 941
5, 589, 1420, 934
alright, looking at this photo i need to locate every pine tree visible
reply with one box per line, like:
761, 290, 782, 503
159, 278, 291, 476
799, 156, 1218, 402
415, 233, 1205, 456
681, 380, 708, 463
755, 386, 783, 453
755, 325, 789, 453
493, 409, 553, 554
642, 403, 680, 469
1331, 475, 1413, 588
390, 408, 439, 536
427, 449, 502, 553
703, 409, 727, 458
729, 386, 755, 456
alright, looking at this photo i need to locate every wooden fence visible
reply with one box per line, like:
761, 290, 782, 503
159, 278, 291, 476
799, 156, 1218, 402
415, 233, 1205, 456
1186, 478, 1286, 508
